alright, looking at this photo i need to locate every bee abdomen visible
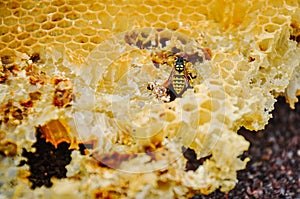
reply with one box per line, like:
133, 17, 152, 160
171, 75, 186, 95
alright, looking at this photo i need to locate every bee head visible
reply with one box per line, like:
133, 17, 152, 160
174, 56, 185, 72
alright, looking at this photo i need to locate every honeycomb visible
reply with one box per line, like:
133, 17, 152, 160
0, 0, 300, 198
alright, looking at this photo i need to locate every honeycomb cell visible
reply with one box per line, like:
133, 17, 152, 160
65, 42, 82, 51
121, 5, 138, 14
82, 43, 95, 51
97, 12, 113, 29
3, 16, 18, 26
90, 36, 102, 44
82, 12, 97, 21
264, 23, 280, 33
65, 27, 81, 36
166, 21, 179, 30
271, 16, 287, 25
32, 30, 47, 38
58, 5, 72, 13
48, 28, 64, 37
28, 8, 42, 16
152, 5, 167, 14
74, 4, 87, 12
0, 8, 11, 18
43, 6, 57, 14
8, 40, 21, 48
21, 1, 35, 10
55, 35, 72, 43
34, 14, 47, 23
159, 13, 174, 23
19, 16, 34, 24
106, 5, 120, 15
0, 25, 9, 36
57, 20, 72, 28
1, 34, 15, 43
137, 5, 151, 14
74, 35, 88, 44
66, 11, 81, 20
39, 36, 54, 44
181, 6, 195, 15
88, 3, 105, 11
6, 1, 20, 9
23, 38, 37, 46
81, 27, 97, 36
25, 23, 40, 32
51, 13, 64, 22
12, 8, 27, 17
189, 13, 205, 22
17, 32, 30, 40
145, 13, 158, 23
41, 22, 56, 30
144, 0, 158, 6
51, 0, 65, 7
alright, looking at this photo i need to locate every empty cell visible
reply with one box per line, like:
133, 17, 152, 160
13, 8, 27, 17
39, 36, 54, 44
82, 43, 95, 51
66, 11, 81, 20
106, 5, 120, 16
65, 27, 81, 36
3, 17, 18, 26
88, 3, 105, 11
90, 36, 102, 44
58, 5, 72, 13
8, 40, 21, 48
145, 13, 158, 22
33, 30, 47, 38
74, 19, 89, 28
57, 20, 72, 28
271, 16, 287, 25
159, 14, 173, 23
137, 5, 150, 14
17, 32, 30, 40
121, 5, 137, 14
34, 14, 47, 23
23, 38, 37, 46
264, 23, 280, 33
55, 35, 71, 43
6, 1, 20, 9
21, 1, 35, 10
51, 0, 65, 7
74, 35, 88, 43
167, 21, 179, 30
19, 16, 34, 24
51, 13, 64, 22
81, 27, 97, 36
97, 12, 113, 29
48, 28, 64, 36
43, 6, 57, 14
17, 46, 30, 53
25, 23, 40, 32
1, 34, 15, 43
82, 12, 97, 21
152, 5, 166, 14
0, 8, 11, 18
41, 22, 56, 30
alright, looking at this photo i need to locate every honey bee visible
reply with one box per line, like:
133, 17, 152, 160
148, 54, 195, 102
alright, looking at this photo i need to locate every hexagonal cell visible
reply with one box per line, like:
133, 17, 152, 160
166, 21, 179, 30
28, 8, 42, 16
264, 23, 280, 33
106, 5, 120, 16
19, 16, 34, 24
0, 43, 6, 50
8, 40, 21, 48
51, 13, 64, 22
32, 30, 47, 38
55, 35, 72, 43
159, 14, 174, 23
23, 37, 38, 46
6, 1, 20, 9
0, 8, 11, 18
74, 4, 87, 12
65, 27, 81, 36
81, 27, 97, 36
74, 35, 89, 44
271, 16, 287, 25
25, 23, 40, 32
1, 34, 15, 43
82, 43, 95, 51
181, 6, 195, 15
144, 0, 158, 6
43, 6, 57, 14
66, 11, 81, 20
12, 8, 27, 17
88, 3, 105, 11
58, 5, 72, 13
21, 1, 36, 10
39, 36, 55, 44
152, 5, 167, 14
17, 46, 30, 53
145, 13, 158, 23
41, 22, 56, 30
17, 32, 30, 40
65, 42, 82, 51
90, 36, 103, 44
121, 5, 138, 14
82, 12, 97, 21
4, 16, 18, 26
0, 26, 9, 36
48, 28, 64, 37
189, 13, 205, 22
97, 12, 113, 29
74, 19, 89, 28
51, 0, 65, 7
34, 14, 47, 23
57, 20, 72, 28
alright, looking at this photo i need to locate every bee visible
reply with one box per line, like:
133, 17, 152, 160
148, 54, 195, 102
163, 55, 193, 100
